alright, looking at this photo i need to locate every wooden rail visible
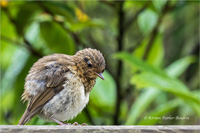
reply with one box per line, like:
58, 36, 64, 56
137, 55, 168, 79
0, 125, 199, 133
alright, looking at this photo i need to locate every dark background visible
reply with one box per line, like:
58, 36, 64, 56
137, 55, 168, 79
0, 0, 199, 125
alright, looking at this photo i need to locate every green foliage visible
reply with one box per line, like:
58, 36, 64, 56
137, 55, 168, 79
152, 0, 167, 13
138, 99, 181, 125
1, 1, 199, 125
15, 2, 40, 35
138, 9, 158, 35
115, 52, 199, 124
133, 34, 164, 67
90, 71, 116, 110
40, 21, 75, 54
125, 88, 160, 125
42, 1, 75, 21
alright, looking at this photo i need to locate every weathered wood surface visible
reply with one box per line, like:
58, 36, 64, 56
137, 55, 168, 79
0, 125, 199, 133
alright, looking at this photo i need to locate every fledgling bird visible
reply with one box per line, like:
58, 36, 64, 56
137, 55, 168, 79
18, 48, 105, 125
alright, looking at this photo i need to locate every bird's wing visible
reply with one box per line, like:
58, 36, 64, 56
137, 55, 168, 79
18, 55, 74, 125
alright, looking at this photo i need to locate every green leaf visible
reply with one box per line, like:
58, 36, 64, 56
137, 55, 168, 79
124, 1, 149, 10
133, 34, 164, 67
69, 19, 105, 32
125, 88, 160, 125
165, 56, 197, 78
115, 52, 200, 119
1, 49, 29, 96
138, 99, 181, 125
114, 52, 166, 76
1, 49, 38, 124
90, 71, 116, 112
42, 1, 75, 22
16, 2, 40, 35
40, 21, 75, 54
137, 9, 158, 35
146, 34, 164, 67
153, 0, 167, 13
131, 72, 199, 105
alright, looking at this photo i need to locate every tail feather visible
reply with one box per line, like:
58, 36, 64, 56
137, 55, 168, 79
18, 109, 30, 125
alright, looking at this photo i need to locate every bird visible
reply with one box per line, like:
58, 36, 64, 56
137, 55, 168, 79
18, 48, 106, 125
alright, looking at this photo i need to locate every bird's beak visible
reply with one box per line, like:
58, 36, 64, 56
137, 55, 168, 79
96, 73, 105, 80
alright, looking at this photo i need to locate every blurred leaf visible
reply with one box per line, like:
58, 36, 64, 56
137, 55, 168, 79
116, 52, 200, 121
0, 40, 18, 70
137, 9, 158, 35
124, 1, 148, 10
69, 19, 105, 32
90, 71, 116, 112
0, 49, 38, 124
183, 98, 200, 116
154, 92, 168, 105
115, 52, 166, 76
119, 100, 129, 122
0, 12, 16, 38
0, 12, 18, 69
1, 48, 29, 96
40, 21, 75, 54
133, 34, 164, 67
132, 38, 148, 59
125, 88, 160, 125
25, 21, 52, 55
146, 34, 164, 67
165, 56, 197, 78
28, 117, 46, 125
131, 72, 199, 105
152, 0, 167, 13
42, 1, 75, 22
1, 90, 15, 116
138, 99, 181, 125
16, 2, 40, 35
25, 22, 40, 45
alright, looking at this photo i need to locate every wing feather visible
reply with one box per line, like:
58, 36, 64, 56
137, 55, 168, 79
18, 54, 73, 125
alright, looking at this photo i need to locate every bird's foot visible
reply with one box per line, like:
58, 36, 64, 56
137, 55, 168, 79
51, 117, 87, 126
81, 123, 88, 126
73, 122, 88, 126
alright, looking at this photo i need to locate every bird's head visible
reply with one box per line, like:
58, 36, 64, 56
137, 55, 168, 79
73, 48, 106, 80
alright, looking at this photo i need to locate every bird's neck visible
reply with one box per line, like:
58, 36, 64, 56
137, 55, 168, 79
77, 70, 96, 93
83, 78, 96, 92
68, 65, 95, 93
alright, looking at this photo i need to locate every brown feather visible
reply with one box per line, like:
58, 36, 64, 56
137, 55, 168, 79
19, 54, 71, 125
19, 49, 106, 125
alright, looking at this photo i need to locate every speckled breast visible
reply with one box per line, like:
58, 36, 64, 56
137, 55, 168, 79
41, 70, 89, 121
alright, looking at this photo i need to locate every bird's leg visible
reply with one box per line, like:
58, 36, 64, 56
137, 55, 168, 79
50, 117, 71, 125
50, 117, 87, 126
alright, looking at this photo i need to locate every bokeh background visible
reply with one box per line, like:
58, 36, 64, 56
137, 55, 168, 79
0, 0, 199, 125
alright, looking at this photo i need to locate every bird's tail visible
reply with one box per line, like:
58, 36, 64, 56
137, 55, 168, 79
18, 108, 30, 125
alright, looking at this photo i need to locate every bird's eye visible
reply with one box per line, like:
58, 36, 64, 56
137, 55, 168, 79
84, 57, 89, 62
102, 69, 104, 73
87, 62, 92, 68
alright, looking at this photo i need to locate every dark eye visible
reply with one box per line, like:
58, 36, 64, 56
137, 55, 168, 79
102, 69, 105, 73
87, 62, 92, 68
84, 57, 89, 62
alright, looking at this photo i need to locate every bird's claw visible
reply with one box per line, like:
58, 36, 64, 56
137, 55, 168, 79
72, 122, 88, 126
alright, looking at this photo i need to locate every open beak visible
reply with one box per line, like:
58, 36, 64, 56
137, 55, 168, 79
96, 73, 105, 80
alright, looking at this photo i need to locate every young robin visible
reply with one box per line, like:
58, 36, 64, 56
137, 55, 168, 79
18, 48, 106, 125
